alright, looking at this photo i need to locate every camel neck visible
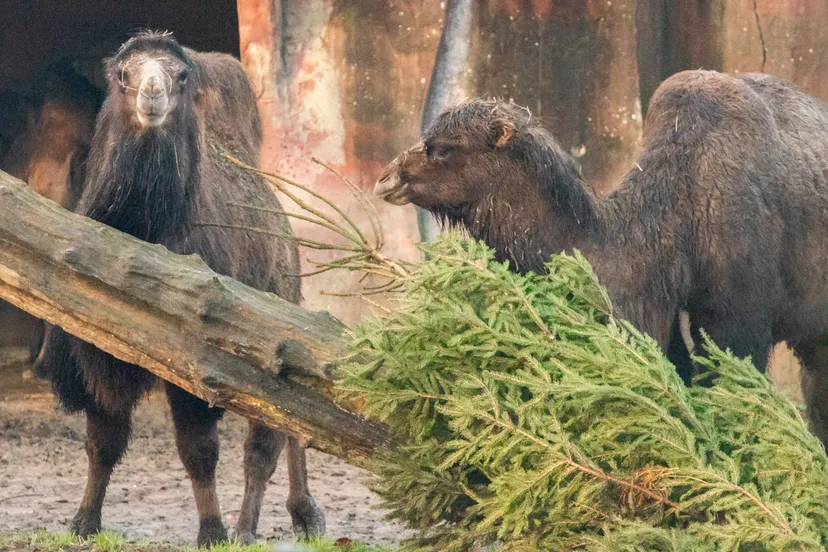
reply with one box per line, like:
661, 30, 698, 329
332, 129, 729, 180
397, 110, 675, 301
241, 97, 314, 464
80, 110, 200, 244
464, 138, 686, 281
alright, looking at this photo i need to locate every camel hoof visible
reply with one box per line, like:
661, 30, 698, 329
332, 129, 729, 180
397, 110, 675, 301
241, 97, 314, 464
233, 529, 256, 546
287, 494, 326, 539
197, 516, 229, 548
70, 509, 102, 538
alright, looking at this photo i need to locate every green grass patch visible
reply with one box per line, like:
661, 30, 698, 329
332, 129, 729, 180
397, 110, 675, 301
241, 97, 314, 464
0, 531, 397, 552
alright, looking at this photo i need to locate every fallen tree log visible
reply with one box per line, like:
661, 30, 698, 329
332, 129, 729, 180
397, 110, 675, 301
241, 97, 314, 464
0, 169, 392, 468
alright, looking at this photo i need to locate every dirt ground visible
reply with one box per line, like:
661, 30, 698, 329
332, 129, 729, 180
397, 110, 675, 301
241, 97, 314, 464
0, 353, 409, 547
0, 341, 803, 547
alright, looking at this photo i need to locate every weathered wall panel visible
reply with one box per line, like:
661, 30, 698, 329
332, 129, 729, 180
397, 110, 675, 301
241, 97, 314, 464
237, 0, 438, 323
471, 0, 642, 194
662, 0, 828, 102
718, 0, 828, 101
237, 0, 643, 323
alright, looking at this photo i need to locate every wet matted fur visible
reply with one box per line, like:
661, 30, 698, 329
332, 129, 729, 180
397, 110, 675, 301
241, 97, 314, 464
376, 70, 828, 448
35, 31, 324, 546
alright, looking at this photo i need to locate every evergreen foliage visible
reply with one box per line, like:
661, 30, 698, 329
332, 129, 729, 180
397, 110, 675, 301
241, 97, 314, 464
338, 233, 828, 552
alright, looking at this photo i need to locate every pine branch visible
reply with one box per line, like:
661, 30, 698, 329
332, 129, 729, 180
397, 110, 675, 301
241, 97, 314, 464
337, 234, 828, 551
205, 153, 827, 550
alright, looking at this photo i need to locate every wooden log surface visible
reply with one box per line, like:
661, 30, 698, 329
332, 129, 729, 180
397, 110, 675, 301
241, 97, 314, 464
0, 169, 393, 468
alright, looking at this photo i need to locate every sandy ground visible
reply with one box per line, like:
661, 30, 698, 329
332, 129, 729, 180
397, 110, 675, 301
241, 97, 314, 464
0, 354, 408, 546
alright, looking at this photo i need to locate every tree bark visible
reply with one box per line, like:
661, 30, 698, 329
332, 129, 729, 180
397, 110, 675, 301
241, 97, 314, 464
0, 169, 392, 469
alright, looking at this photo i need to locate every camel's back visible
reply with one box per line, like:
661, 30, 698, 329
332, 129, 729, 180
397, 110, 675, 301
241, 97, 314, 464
189, 49, 262, 164
646, 70, 828, 204
739, 72, 828, 176
738, 72, 828, 148
187, 155, 302, 304
644, 70, 828, 338
738, 73, 828, 334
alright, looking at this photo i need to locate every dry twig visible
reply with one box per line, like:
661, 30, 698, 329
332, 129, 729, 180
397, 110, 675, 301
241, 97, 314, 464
208, 153, 411, 297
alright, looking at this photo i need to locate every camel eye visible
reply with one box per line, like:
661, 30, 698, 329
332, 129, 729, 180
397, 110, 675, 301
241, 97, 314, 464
432, 143, 455, 162
178, 71, 188, 84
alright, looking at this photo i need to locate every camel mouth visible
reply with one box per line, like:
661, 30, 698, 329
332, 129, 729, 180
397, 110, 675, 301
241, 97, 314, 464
136, 96, 169, 127
374, 176, 411, 206
136, 110, 168, 127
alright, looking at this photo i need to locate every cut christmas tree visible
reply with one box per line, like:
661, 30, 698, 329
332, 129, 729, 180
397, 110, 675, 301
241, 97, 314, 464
339, 233, 828, 552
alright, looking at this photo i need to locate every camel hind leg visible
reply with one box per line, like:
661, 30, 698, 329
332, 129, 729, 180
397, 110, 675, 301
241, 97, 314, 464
234, 424, 324, 543
792, 337, 828, 448
666, 313, 695, 386
285, 436, 325, 538
72, 407, 132, 537
235, 422, 287, 544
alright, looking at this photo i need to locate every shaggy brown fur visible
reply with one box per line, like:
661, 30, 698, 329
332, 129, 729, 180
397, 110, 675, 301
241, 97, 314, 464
35, 32, 324, 546
376, 70, 828, 449
0, 65, 100, 361
3, 64, 100, 210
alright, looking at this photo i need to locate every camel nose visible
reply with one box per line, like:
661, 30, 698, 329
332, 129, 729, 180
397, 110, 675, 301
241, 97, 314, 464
373, 164, 397, 196
140, 75, 165, 100
135, 59, 172, 127
374, 160, 412, 205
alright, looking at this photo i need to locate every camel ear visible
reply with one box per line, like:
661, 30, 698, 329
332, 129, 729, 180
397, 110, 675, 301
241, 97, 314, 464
490, 118, 515, 148
104, 56, 120, 82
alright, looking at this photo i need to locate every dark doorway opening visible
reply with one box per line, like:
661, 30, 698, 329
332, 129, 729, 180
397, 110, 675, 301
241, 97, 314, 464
0, 1, 240, 91
0, 0, 240, 362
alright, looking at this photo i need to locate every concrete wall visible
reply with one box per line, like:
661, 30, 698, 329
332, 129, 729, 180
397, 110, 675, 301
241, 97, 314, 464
235, 0, 815, 398
236, 0, 644, 324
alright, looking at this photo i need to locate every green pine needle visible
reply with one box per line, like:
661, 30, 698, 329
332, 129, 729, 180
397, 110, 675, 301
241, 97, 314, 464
337, 232, 828, 552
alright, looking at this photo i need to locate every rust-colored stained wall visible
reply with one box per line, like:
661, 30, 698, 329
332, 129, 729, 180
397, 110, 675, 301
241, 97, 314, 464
237, 0, 437, 324
236, 0, 643, 323
471, 1, 642, 194
660, 0, 828, 102
717, 0, 828, 100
